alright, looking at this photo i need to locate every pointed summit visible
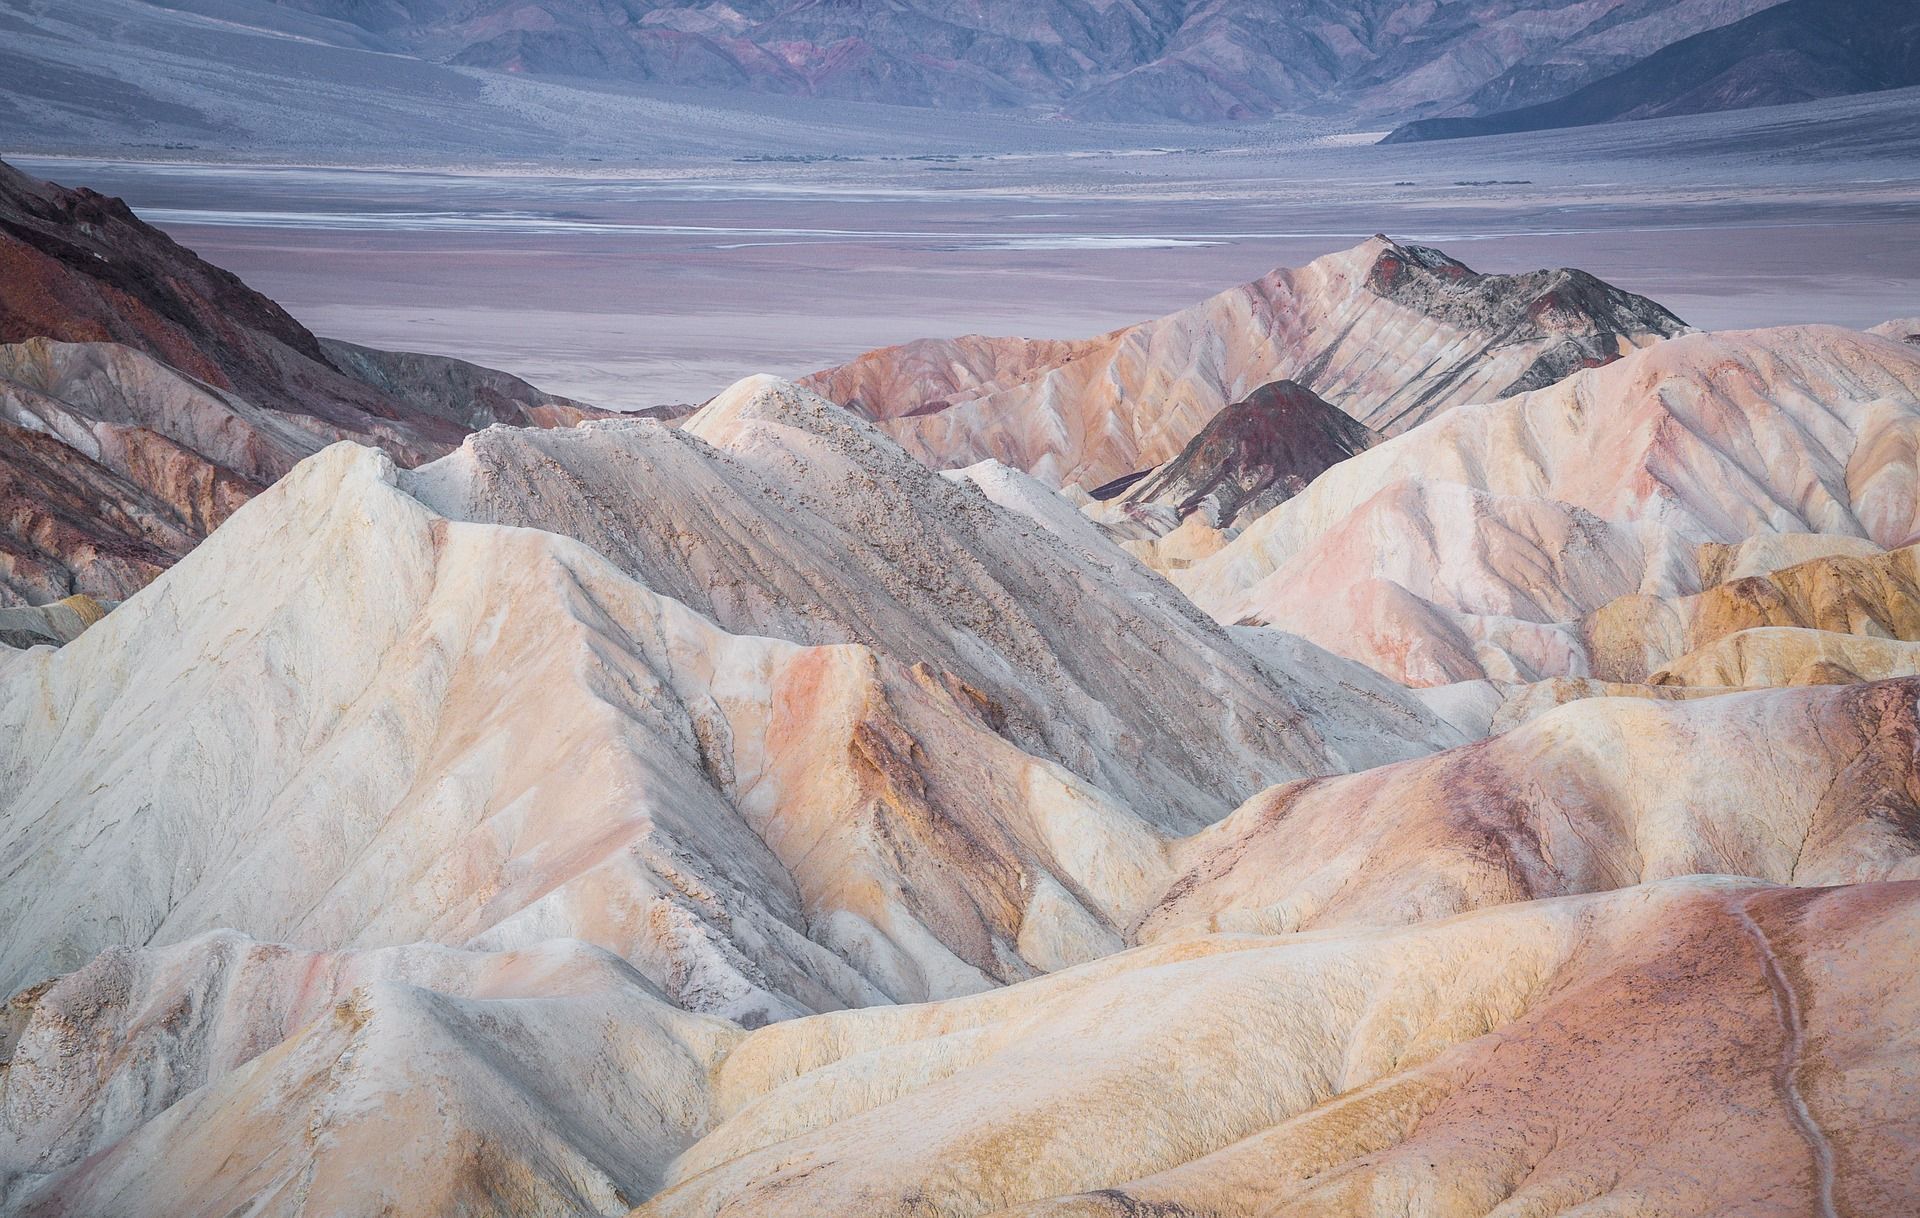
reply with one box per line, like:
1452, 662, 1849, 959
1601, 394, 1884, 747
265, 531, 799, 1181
1123, 380, 1379, 528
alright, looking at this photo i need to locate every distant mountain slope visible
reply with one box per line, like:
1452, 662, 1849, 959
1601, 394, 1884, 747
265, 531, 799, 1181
247, 0, 1796, 122
1446, 0, 1779, 115
1385, 0, 1920, 143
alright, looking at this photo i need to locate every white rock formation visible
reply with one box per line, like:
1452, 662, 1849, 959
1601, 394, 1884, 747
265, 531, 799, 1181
1179, 325, 1920, 684
0, 379, 1467, 1031
0, 933, 738, 1215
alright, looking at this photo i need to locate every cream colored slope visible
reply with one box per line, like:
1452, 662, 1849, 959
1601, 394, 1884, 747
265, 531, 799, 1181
1701, 531, 1888, 582
1405, 675, 1716, 744
406, 378, 1455, 828
1479, 675, 1705, 735
0, 441, 1180, 1020
1586, 537, 1920, 682
1181, 326, 1920, 683
0, 933, 737, 1218
1138, 678, 1920, 945
639, 878, 1920, 1218
1653, 627, 1920, 688
1223, 478, 1641, 685
805, 237, 1682, 489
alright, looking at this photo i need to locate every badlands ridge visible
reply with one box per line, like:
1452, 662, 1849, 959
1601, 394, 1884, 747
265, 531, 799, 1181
2, 159, 1920, 1216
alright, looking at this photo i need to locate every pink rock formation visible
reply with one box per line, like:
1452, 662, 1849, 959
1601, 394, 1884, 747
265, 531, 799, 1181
1181, 325, 1920, 684
5, 164, 1920, 1218
638, 879, 1918, 1218
1140, 677, 1920, 941
802, 236, 1684, 488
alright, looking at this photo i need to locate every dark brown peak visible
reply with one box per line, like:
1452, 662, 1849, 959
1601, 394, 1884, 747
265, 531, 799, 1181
1124, 380, 1379, 528
1362, 241, 1688, 400
1367, 241, 1477, 295
1187, 381, 1379, 472
0, 158, 332, 375
1229, 379, 1344, 417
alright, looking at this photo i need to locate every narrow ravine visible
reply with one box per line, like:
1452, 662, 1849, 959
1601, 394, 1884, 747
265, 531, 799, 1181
1737, 899, 1839, 1218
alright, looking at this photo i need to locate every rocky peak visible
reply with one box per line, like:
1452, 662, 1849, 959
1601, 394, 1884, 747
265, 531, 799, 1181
1123, 379, 1380, 527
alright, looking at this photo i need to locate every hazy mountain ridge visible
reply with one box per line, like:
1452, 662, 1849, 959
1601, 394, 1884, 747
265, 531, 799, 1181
169, 0, 1805, 123
6, 0, 1913, 163
1385, 0, 1920, 143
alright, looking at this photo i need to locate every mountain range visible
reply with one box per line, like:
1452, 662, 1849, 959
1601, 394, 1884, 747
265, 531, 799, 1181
253, 0, 1781, 122
6, 158, 1920, 1215
13, 0, 1906, 137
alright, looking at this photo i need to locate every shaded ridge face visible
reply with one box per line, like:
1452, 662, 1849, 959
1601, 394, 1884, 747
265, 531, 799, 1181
0, 159, 601, 607
1384, 0, 1920, 143
805, 236, 1687, 490
0, 158, 423, 431
1361, 240, 1691, 426
0, 379, 1456, 1035
404, 377, 1449, 821
0, 408, 205, 605
1122, 379, 1379, 527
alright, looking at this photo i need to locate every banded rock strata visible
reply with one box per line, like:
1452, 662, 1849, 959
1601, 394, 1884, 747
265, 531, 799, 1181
7, 162, 1920, 1218
803, 236, 1685, 489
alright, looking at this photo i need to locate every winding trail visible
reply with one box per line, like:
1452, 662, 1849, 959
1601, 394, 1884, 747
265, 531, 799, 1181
1736, 898, 1838, 1218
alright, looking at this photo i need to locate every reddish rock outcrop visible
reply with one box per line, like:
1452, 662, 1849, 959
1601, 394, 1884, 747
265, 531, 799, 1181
0, 159, 602, 606
1120, 379, 1380, 527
